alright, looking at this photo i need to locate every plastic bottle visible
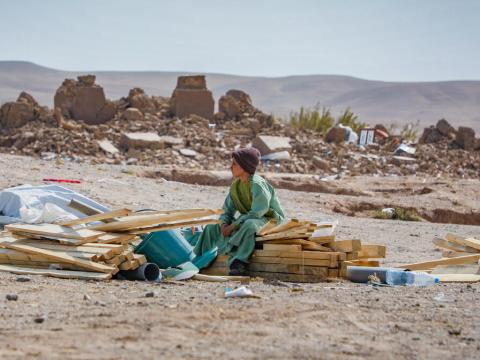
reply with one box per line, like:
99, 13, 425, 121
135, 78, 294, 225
385, 269, 408, 285
404, 271, 439, 286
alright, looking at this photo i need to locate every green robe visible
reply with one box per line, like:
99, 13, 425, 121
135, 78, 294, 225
193, 174, 285, 267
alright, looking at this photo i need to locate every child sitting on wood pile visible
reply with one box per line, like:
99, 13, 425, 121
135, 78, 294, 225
193, 147, 285, 275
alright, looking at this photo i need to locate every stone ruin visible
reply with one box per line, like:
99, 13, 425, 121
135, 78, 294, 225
54, 75, 116, 125
0, 73, 479, 179
169, 75, 214, 120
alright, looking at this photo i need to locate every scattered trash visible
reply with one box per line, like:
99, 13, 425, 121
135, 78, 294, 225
225, 286, 259, 298
433, 292, 454, 303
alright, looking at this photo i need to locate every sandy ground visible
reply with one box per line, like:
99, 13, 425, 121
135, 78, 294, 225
0, 154, 479, 359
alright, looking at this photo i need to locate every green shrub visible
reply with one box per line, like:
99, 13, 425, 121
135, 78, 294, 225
289, 105, 335, 134
337, 107, 367, 133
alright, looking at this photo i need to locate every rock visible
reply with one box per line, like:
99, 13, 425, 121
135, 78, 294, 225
0, 98, 36, 128
158, 136, 183, 147
145, 291, 155, 298
34, 316, 46, 324
6, 294, 18, 301
313, 156, 330, 171
54, 76, 116, 124
120, 132, 163, 150
418, 126, 445, 144
16, 276, 31, 282
252, 135, 292, 156
325, 126, 347, 143
176, 75, 207, 90
170, 76, 214, 120
127, 88, 159, 114
456, 127, 475, 150
189, 114, 210, 127
179, 148, 198, 157
123, 108, 143, 121
97, 139, 119, 154
17, 91, 38, 106
218, 89, 254, 119
83, 294, 91, 301
436, 119, 456, 138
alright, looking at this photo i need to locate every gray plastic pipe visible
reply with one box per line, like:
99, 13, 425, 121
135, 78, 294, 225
119, 262, 161, 281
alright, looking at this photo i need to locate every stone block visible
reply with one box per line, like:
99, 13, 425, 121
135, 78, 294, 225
119, 132, 163, 150
456, 127, 476, 150
252, 135, 292, 156
170, 89, 214, 120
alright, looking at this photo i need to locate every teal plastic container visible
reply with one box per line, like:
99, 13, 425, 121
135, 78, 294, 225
135, 230, 195, 268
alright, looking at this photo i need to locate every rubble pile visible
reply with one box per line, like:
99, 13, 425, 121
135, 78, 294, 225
0, 77, 479, 179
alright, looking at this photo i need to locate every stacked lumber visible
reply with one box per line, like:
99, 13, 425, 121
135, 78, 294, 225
0, 208, 222, 281
247, 219, 387, 282
398, 233, 480, 282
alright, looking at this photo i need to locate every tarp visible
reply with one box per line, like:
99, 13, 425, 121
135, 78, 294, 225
0, 184, 109, 226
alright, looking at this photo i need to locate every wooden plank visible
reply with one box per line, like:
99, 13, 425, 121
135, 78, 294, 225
5, 224, 104, 241
250, 256, 332, 267
433, 238, 478, 253
358, 245, 387, 259
256, 220, 278, 236
348, 259, 380, 267
398, 254, 480, 271
256, 232, 311, 242
119, 260, 135, 271
252, 250, 336, 260
327, 268, 339, 278
327, 240, 362, 252
192, 274, 249, 282
10, 232, 92, 246
308, 235, 335, 244
431, 265, 480, 274
260, 219, 302, 236
0, 239, 117, 274
346, 252, 359, 261
436, 274, 480, 283
59, 208, 132, 227
302, 242, 333, 252
87, 209, 223, 232
263, 244, 302, 252
128, 218, 219, 235
0, 264, 111, 280
133, 254, 147, 265
246, 271, 326, 283
16, 240, 114, 257
96, 233, 137, 244
247, 262, 329, 276
444, 234, 480, 252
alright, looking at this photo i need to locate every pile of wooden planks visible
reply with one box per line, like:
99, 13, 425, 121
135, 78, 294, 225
397, 233, 480, 282
201, 219, 387, 282
0, 207, 223, 281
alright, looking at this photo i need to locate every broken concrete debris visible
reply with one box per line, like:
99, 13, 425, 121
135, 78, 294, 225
0, 76, 478, 179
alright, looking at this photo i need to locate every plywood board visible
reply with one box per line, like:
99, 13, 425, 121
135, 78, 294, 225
128, 218, 219, 235
0, 239, 116, 274
87, 209, 223, 232
59, 208, 132, 227
444, 233, 480, 252
0, 264, 112, 280
433, 238, 477, 253
5, 224, 104, 241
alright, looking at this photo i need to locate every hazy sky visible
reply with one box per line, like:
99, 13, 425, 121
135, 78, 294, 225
1, 0, 479, 81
